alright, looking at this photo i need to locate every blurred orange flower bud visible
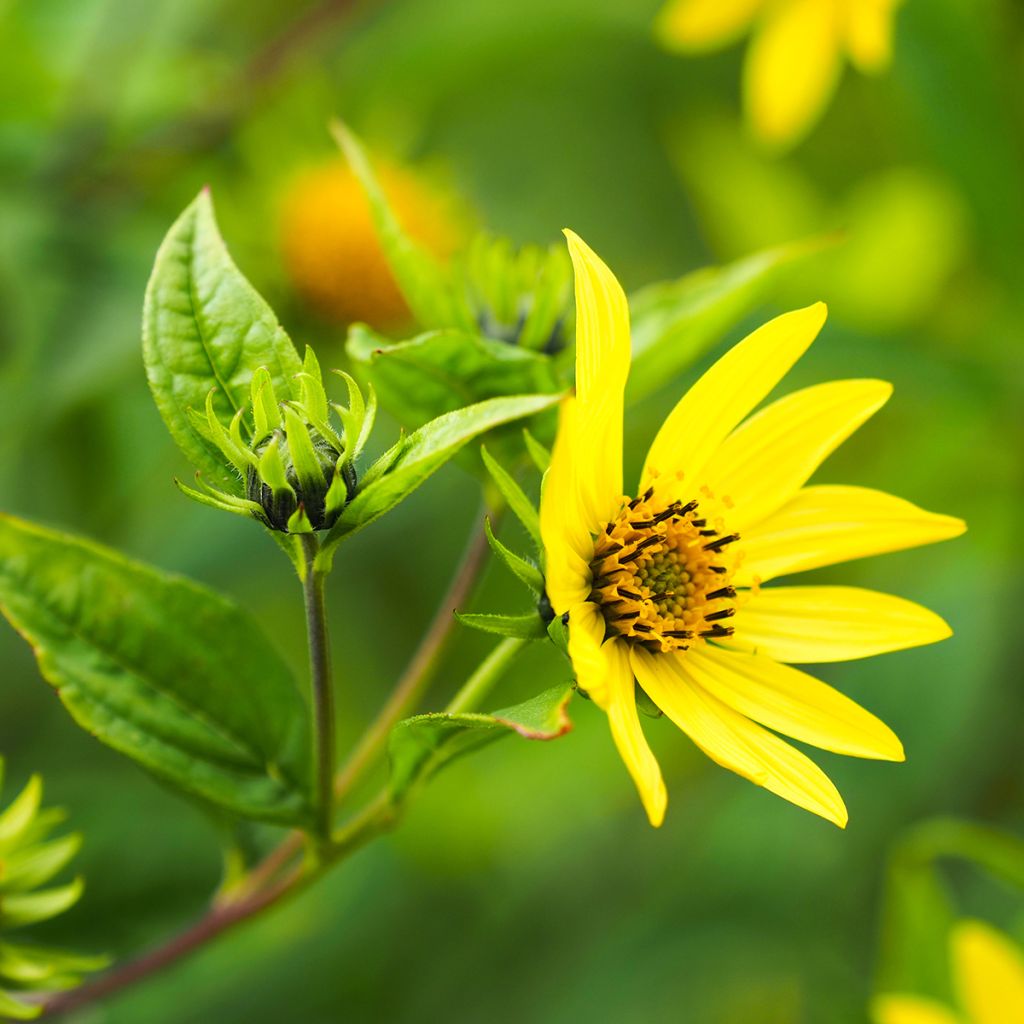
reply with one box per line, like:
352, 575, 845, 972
279, 157, 464, 328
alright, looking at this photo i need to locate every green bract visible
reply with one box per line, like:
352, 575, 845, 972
180, 347, 373, 534
0, 761, 107, 1019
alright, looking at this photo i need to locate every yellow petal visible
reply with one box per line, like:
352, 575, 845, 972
641, 304, 827, 491
870, 994, 962, 1024
704, 379, 892, 532
845, 0, 902, 73
654, 0, 764, 52
952, 920, 1024, 1024
540, 398, 595, 615
685, 646, 903, 760
631, 646, 848, 826
724, 585, 952, 663
605, 638, 667, 827
735, 486, 966, 586
563, 229, 630, 530
743, 0, 844, 149
567, 601, 615, 708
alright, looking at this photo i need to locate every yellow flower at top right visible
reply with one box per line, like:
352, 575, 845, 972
655, 0, 903, 150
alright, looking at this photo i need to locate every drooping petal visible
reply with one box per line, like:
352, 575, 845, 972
870, 994, 962, 1024
540, 399, 595, 615
654, 0, 764, 52
734, 486, 966, 586
845, 0, 902, 73
604, 638, 667, 827
567, 602, 615, 708
641, 303, 827, 491
703, 379, 892, 532
952, 920, 1024, 1024
684, 646, 903, 760
743, 0, 844, 149
631, 646, 848, 826
563, 230, 630, 531
723, 585, 952, 663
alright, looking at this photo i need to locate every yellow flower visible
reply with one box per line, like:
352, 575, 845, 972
873, 920, 1024, 1024
279, 157, 463, 328
655, 0, 903, 149
541, 232, 964, 827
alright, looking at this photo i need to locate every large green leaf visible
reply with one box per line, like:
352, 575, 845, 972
388, 685, 573, 804
143, 189, 303, 491
331, 121, 472, 331
319, 392, 561, 565
0, 515, 313, 827
626, 241, 817, 405
347, 324, 561, 431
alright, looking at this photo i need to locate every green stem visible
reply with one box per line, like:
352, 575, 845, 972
445, 637, 526, 714
300, 533, 335, 842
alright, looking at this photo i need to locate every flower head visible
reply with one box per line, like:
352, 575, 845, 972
541, 231, 964, 827
873, 920, 1024, 1024
179, 347, 373, 534
656, 0, 903, 149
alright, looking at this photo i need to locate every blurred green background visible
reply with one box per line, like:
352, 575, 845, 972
1, 0, 1022, 1021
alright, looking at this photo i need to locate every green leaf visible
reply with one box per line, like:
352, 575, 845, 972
388, 685, 573, 804
346, 324, 561, 432
0, 778, 41, 854
480, 446, 541, 546
455, 612, 547, 639
875, 857, 956, 1002
0, 943, 109, 987
0, 988, 39, 1020
143, 189, 303, 491
2, 834, 82, 893
522, 429, 551, 474
0, 878, 83, 929
318, 393, 561, 566
626, 241, 816, 406
331, 121, 472, 331
484, 518, 543, 593
0, 515, 313, 827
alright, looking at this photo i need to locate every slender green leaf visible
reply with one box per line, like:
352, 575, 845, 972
388, 685, 573, 804
0, 943, 110, 986
626, 241, 818, 405
522, 429, 551, 473
143, 189, 302, 490
0, 515, 313, 827
480, 446, 541, 546
0, 778, 41, 854
484, 518, 543, 593
332, 121, 471, 330
2, 834, 82, 893
346, 324, 561, 432
0, 988, 38, 1020
1, 879, 83, 928
455, 612, 547, 639
319, 393, 560, 566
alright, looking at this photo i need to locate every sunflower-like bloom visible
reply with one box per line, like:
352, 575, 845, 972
541, 232, 964, 827
873, 920, 1024, 1024
655, 0, 903, 149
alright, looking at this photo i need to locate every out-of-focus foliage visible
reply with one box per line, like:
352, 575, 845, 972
0, 0, 1021, 1021
0, 762, 107, 1019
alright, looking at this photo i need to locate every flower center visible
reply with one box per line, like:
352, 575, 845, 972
588, 485, 740, 654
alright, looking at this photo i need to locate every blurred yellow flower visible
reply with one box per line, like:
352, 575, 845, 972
279, 157, 463, 328
541, 231, 964, 827
873, 920, 1024, 1024
655, 0, 903, 149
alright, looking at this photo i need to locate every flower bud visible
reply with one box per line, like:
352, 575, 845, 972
178, 347, 374, 534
